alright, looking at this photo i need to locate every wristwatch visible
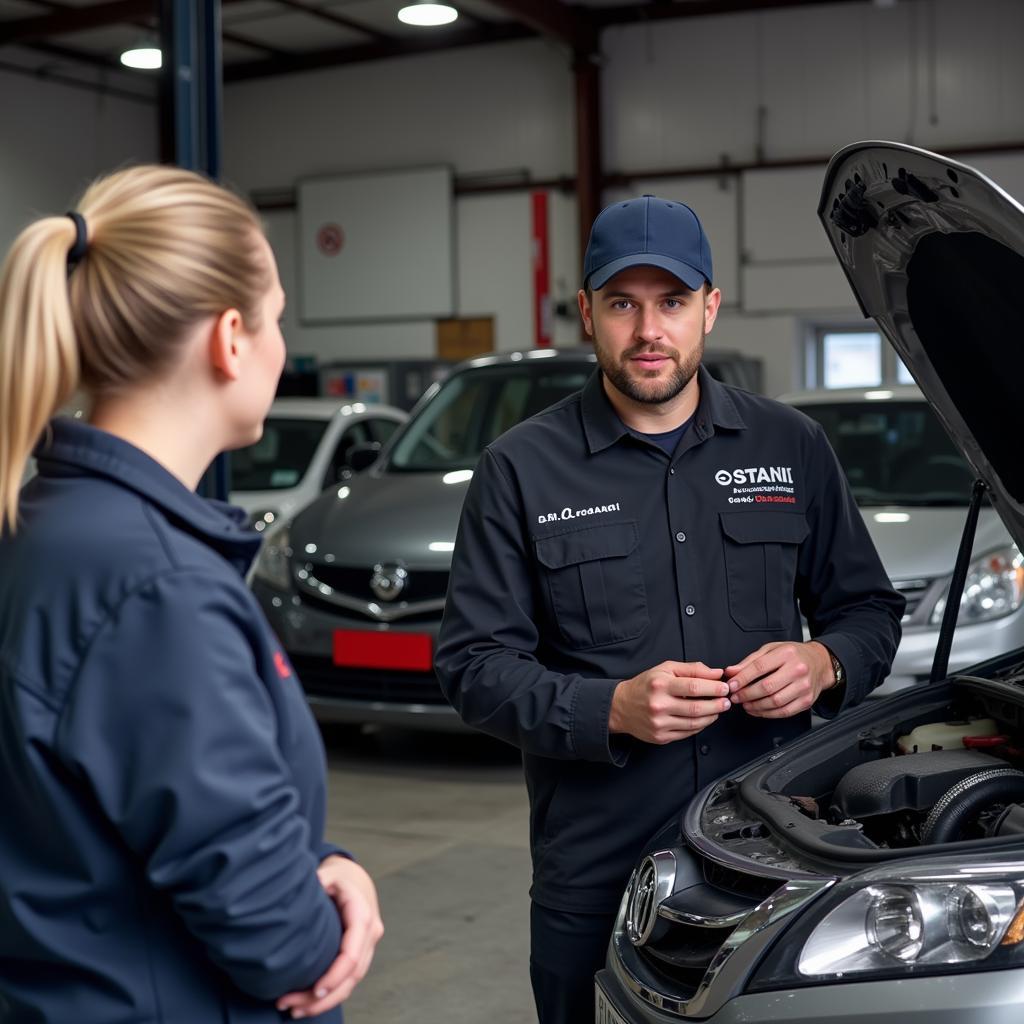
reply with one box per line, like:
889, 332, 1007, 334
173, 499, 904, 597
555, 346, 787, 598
825, 647, 845, 688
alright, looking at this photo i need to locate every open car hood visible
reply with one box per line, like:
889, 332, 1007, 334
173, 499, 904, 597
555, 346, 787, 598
819, 141, 1024, 552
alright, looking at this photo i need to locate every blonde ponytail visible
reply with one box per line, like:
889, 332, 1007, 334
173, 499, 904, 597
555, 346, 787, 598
0, 165, 267, 534
0, 217, 81, 533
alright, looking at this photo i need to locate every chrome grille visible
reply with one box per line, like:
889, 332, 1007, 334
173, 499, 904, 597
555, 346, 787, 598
891, 576, 934, 620
301, 564, 449, 604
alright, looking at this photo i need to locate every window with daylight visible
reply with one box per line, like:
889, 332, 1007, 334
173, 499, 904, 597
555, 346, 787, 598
805, 327, 915, 390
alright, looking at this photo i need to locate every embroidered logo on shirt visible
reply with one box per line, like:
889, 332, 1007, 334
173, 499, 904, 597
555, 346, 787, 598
273, 651, 293, 680
537, 502, 622, 524
715, 466, 797, 505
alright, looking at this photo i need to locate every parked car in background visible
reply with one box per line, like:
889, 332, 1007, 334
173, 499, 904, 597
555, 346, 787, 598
597, 143, 1024, 1024
778, 386, 1024, 696
230, 397, 406, 532
250, 350, 597, 727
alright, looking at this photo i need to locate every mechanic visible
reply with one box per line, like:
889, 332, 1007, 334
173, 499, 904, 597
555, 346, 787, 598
0, 166, 382, 1022
434, 194, 904, 1023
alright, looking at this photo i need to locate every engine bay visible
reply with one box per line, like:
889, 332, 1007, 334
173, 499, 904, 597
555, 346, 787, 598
697, 669, 1024, 873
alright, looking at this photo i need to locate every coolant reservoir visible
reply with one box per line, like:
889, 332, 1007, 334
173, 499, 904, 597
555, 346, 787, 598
897, 719, 1000, 754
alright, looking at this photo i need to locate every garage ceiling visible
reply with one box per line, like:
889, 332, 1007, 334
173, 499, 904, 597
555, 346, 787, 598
0, 0, 868, 101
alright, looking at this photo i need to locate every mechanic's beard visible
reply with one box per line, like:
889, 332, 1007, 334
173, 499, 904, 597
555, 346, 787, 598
596, 327, 705, 405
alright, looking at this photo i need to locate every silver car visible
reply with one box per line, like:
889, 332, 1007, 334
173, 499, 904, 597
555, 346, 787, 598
778, 386, 1024, 695
231, 397, 406, 531
598, 143, 1024, 1023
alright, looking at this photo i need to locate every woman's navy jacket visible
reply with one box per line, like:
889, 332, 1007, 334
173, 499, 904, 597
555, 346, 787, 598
0, 419, 344, 1023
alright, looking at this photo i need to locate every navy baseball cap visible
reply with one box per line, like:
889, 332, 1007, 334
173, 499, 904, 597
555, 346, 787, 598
583, 195, 713, 292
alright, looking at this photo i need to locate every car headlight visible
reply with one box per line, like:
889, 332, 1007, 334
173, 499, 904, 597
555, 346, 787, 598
748, 858, 1024, 991
248, 508, 280, 533
252, 522, 292, 589
930, 544, 1024, 625
798, 881, 1021, 975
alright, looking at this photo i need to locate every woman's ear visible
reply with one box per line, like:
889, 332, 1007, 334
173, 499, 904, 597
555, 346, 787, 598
208, 308, 245, 381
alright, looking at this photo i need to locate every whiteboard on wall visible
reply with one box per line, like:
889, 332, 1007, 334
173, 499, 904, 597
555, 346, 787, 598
297, 166, 454, 323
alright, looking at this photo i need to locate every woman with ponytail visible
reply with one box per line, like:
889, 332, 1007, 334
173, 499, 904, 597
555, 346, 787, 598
0, 166, 382, 1023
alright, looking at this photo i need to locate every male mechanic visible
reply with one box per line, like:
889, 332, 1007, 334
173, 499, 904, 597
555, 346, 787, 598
434, 195, 904, 1023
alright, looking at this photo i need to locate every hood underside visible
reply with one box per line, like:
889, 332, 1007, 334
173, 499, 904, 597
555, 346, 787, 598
819, 141, 1024, 551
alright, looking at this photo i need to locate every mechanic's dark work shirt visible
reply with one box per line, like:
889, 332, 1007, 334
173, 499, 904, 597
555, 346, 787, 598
0, 419, 345, 1023
435, 367, 904, 914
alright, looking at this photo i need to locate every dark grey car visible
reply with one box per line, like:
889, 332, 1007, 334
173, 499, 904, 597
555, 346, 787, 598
597, 143, 1024, 1023
250, 350, 596, 727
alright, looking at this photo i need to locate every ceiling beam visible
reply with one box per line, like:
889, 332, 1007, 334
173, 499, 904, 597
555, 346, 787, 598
226, 20, 535, 81
592, 0, 867, 27
269, 0, 396, 42
484, 0, 596, 53
0, 0, 247, 47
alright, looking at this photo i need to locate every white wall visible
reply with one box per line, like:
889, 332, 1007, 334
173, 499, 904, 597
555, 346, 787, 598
0, 72, 157, 254
216, 0, 1024, 385
224, 38, 576, 360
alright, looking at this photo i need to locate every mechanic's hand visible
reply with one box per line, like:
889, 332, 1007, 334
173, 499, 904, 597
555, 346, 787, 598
609, 661, 729, 745
725, 641, 835, 718
275, 856, 385, 1019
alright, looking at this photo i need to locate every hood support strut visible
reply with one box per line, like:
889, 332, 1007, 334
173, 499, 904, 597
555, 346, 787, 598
930, 478, 988, 683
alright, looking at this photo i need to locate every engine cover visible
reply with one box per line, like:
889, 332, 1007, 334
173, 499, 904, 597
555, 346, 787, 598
832, 749, 1004, 819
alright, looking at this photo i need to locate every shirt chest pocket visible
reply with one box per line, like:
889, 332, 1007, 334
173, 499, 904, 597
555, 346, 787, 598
720, 512, 809, 632
535, 520, 649, 649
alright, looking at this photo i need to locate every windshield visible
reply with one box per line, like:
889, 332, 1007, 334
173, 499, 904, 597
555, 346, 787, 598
388, 362, 592, 471
794, 400, 974, 507
230, 417, 328, 491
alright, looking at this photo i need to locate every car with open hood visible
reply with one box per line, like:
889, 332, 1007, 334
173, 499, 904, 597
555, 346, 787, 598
597, 143, 1024, 1023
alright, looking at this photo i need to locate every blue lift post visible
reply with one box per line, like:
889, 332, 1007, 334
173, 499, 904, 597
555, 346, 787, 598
160, 0, 231, 501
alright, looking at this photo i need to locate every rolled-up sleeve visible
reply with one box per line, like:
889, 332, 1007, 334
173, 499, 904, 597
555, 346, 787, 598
56, 571, 341, 1001
435, 449, 624, 763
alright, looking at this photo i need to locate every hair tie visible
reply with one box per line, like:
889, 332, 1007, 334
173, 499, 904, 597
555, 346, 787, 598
66, 211, 89, 272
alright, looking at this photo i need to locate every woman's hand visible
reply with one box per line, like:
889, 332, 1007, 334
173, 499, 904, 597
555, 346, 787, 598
275, 856, 384, 1019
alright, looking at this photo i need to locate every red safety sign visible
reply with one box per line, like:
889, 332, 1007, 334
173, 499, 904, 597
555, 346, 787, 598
316, 223, 345, 257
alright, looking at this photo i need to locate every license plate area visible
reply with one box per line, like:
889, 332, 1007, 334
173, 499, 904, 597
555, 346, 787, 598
332, 629, 433, 671
595, 979, 629, 1024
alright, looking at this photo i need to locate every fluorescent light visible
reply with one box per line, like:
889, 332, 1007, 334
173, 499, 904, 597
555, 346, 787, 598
120, 46, 162, 70
429, 542, 455, 552
398, 3, 458, 27
442, 470, 474, 485
864, 389, 894, 401
874, 512, 910, 524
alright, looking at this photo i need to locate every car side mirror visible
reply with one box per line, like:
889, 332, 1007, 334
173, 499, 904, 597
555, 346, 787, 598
348, 441, 382, 473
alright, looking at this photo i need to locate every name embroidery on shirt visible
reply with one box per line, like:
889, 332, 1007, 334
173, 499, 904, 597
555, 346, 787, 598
537, 502, 622, 524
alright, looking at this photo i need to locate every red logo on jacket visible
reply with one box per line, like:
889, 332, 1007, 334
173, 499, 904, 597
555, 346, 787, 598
273, 651, 292, 680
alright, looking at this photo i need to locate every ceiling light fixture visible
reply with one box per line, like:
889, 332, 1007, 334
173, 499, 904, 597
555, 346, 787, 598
120, 44, 162, 70
397, 2, 458, 27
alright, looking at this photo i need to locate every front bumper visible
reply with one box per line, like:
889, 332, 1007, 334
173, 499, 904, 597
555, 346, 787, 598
597, 960, 1024, 1023
252, 580, 463, 729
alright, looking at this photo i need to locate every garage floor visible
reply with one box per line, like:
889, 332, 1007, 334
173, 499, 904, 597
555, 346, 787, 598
319, 725, 536, 1023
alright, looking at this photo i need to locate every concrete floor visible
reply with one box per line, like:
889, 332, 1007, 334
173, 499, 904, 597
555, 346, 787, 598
319, 724, 536, 1023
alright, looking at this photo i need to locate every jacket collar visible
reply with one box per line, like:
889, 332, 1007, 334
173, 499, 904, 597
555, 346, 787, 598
34, 418, 261, 572
581, 363, 747, 454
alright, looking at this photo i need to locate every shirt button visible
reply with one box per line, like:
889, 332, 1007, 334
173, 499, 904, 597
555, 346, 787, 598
669, 468, 676, 475
685, 604, 696, 616
700, 744, 710, 755
675, 531, 686, 543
